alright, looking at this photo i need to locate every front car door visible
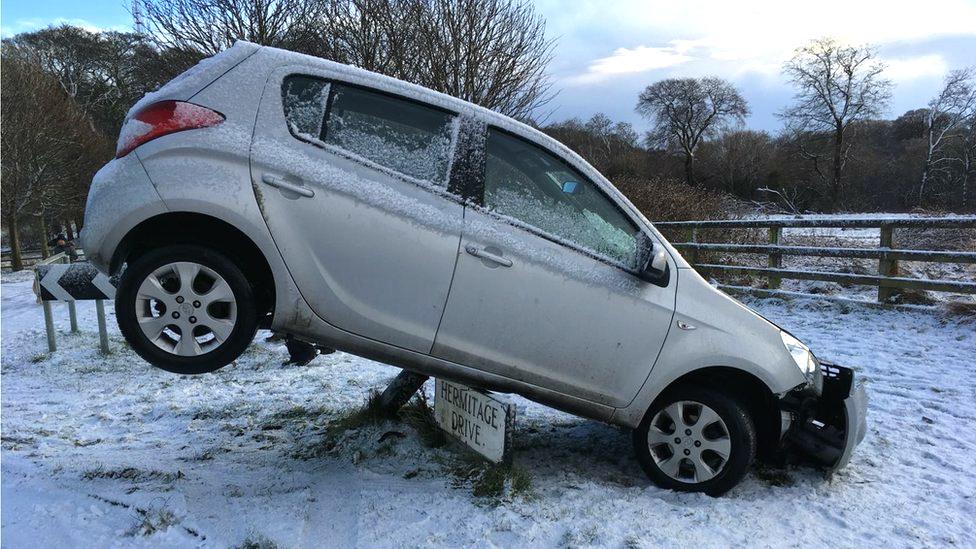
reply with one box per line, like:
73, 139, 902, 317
432, 127, 677, 407
250, 68, 464, 353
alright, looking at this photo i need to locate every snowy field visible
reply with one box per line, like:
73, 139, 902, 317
2, 271, 976, 548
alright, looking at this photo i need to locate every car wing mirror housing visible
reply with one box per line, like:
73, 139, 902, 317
636, 232, 670, 286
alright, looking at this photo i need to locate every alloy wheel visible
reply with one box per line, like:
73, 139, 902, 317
134, 261, 237, 357
646, 400, 732, 483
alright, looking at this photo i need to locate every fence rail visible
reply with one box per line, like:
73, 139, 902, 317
655, 217, 976, 302
3, 249, 85, 270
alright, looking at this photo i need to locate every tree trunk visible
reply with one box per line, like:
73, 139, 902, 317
963, 169, 972, 210
6, 213, 24, 271
829, 128, 844, 212
65, 220, 75, 240
919, 161, 930, 207
684, 153, 696, 186
39, 216, 50, 259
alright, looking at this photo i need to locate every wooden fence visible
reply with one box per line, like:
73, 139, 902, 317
2, 249, 85, 271
655, 217, 976, 303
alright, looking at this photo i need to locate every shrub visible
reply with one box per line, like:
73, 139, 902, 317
614, 177, 739, 223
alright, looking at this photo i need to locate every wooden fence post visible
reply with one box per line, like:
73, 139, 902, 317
687, 227, 699, 266
878, 223, 898, 303
767, 227, 782, 289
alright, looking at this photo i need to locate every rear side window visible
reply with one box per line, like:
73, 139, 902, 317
281, 77, 456, 186
282, 76, 329, 138
483, 129, 641, 268
324, 85, 455, 185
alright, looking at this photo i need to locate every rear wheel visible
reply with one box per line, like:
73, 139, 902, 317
633, 386, 756, 496
116, 245, 258, 374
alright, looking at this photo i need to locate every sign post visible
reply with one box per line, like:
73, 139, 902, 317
434, 378, 515, 464
34, 262, 116, 354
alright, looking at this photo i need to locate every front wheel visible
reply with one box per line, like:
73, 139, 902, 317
116, 245, 259, 374
633, 386, 756, 496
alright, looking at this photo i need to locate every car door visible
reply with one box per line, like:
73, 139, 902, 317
432, 127, 676, 407
250, 69, 464, 353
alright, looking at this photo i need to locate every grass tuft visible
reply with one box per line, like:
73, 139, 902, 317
292, 391, 389, 459
942, 300, 976, 321
399, 392, 447, 448
449, 455, 533, 500
237, 535, 278, 549
82, 466, 184, 483
754, 464, 795, 487
130, 506, 180, 536
326, 390, 387, 436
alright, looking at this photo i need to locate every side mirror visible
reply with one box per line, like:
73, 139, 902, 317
650, 249, 668, 273
636, 233, 670, 286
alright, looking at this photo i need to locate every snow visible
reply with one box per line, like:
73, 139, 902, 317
251, 132, 642, 291
126, 42, 260, 120
3, 275, 976, 547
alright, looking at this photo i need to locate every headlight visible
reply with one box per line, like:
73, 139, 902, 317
780, 331, 818, 380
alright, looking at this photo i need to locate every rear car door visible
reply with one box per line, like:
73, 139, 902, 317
250, 68, 464, 353
432, 127, 676, 407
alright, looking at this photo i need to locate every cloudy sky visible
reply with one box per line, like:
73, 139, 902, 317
4, 0, 976, 133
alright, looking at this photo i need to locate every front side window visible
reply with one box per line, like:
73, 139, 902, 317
324, 85, 456, 185
483, 129, 640, 268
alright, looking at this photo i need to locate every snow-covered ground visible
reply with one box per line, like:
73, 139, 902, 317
2, 274, 976, 548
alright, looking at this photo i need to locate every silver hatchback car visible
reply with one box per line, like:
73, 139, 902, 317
82, 41, 866, 495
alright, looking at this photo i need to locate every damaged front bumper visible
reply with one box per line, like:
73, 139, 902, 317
781, 362, 868, 471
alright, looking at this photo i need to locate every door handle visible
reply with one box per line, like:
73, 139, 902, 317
465, 245, 513, 267
261, 173, 314, 198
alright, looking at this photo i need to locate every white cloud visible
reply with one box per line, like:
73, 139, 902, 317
1, 18, 130, 38
883, 55, 949, 82
570, 43, 693, 84
539, 0, 976, 84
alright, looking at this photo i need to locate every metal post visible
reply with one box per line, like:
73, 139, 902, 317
379, 370, 430, 418
67, 300, 79, 333
768, 227, 782, 290
878, 224, 897, 303
95, 299, 110, 354
42, 300, 57, 352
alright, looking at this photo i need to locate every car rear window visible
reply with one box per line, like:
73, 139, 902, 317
281, 76, 456, 187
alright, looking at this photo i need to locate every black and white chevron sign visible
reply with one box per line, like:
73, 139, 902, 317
36, 263, 116, 302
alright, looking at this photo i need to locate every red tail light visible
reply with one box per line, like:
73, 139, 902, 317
116, 100, 225, 158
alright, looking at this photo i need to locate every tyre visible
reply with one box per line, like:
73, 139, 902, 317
633, 386, 756, 496
116, 245, 259, 374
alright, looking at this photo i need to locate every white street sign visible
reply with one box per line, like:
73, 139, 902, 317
434, 378, 514, 463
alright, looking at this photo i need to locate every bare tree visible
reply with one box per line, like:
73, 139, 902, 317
416, 0, 554, 120
698, 129, 774, 197
1, 49, 110, 270
137, 0, 328, 57
918, 67, 976, 203
319, 0, 427, 80
543, 114, 642, 178
779, 38, 891, 210
138, 0, 554, 119
636, 77, 749, 186
953, 115, 976, 208
5, 26, 171, 136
